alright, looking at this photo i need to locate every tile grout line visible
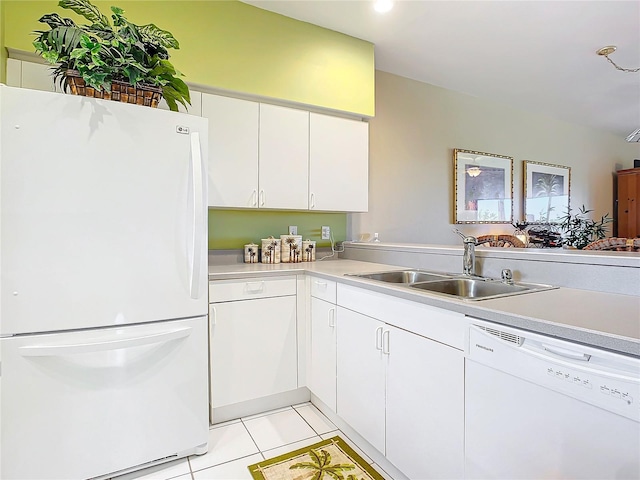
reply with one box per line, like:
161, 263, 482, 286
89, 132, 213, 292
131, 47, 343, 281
187, 457, 195, 480
240, 417, 266, 461
189, 452, 266, 476
292, 404, 325, 437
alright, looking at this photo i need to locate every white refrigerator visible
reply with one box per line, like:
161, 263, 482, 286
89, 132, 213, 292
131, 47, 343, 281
0, 85, 210, 479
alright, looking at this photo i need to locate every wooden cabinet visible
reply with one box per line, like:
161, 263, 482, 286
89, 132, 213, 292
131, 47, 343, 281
309, 113, 369, 212
617, 168, 640, 238
208, 277, 297, 409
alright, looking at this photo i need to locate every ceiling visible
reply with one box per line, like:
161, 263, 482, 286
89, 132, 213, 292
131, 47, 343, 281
243, 0, 640, 139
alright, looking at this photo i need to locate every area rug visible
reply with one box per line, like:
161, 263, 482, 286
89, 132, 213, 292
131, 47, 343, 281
248, 436, 385, 480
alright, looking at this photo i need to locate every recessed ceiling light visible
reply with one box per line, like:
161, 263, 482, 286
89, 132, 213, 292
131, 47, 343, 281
374, 0, 394, 13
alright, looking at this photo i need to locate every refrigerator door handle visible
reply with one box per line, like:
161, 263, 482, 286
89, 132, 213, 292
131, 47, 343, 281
19, 327, 192, 356
189, 132, 205, 300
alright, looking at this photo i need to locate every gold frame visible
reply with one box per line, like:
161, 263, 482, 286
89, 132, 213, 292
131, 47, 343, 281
454, 148, 514, 224
523, 160, 571, 224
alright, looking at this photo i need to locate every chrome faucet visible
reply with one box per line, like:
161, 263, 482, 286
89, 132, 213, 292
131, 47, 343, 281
453, 229, 478, 276
501, 268, 514, 284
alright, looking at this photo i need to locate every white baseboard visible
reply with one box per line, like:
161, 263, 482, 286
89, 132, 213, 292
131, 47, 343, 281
211, 388, 311, 424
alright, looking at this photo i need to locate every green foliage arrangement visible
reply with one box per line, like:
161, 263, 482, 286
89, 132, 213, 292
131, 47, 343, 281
32, 0, 190, 111
558, 205, 613, 249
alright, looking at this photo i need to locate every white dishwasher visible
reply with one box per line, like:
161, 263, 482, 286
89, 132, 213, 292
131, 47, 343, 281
465, 319, 640, 480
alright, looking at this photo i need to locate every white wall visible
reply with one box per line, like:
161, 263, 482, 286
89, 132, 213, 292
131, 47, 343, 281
349, 71, 640, 245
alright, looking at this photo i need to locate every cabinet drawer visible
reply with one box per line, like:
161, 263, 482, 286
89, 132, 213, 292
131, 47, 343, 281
309, 276, 337, 303
209, 276, 296, 303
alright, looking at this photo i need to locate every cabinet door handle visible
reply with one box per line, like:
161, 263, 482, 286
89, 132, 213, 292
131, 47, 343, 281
375, 326, 383, 351
245, 281, 265, 293
259, 189, 265, 206
252, 190, 257, 207
382, 329, 390, 355
310, 193, 315, 209
210, 305, 217, 326
328, 308, 336, 328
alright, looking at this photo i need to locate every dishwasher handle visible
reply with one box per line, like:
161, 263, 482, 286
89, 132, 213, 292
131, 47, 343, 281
542, 344, 592, 362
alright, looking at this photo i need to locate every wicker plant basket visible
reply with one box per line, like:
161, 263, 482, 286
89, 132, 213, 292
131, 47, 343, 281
64, 70, 162, 108
583, 237, 640, 252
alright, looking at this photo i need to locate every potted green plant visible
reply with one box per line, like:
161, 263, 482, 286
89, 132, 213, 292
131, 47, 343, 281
32, 0, 190, 111
558, 205, 613, 249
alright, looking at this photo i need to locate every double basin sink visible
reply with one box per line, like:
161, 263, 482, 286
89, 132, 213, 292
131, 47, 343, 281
347, 269, 556, 301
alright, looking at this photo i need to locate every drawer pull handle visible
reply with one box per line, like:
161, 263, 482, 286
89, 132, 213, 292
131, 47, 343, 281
246, 281, 265, 293
375, 326, 383, 351
328, 308, 336, 328
314, 280, 328, 289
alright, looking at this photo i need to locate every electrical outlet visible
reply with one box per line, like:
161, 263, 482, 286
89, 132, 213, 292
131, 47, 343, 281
321, 226, 331, 240
288, 225, 298, 235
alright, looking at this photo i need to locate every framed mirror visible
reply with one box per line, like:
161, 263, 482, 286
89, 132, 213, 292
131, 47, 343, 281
523, 161, 570, 223
454, 149, 513, 224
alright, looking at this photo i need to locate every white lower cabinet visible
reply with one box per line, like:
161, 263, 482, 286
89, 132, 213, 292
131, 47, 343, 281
336, 307, 386, 453
309, 296, 338, 411
209, 277, 297, 408
334, 284, 466, 479
385, 324, 464, 480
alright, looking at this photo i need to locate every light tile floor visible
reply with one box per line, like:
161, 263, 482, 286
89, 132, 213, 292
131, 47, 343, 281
113, 403, 394, 480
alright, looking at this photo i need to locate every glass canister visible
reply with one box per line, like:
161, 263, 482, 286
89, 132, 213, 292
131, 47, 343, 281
261, 236, 281, 264
244, 243, 259, 263
302, 239, 316, 262
280, 234, 303, 263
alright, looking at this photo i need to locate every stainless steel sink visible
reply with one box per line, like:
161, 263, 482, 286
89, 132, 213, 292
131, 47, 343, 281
346, 269, 557, 301
410, 278, 555, 300
348, 269, 451, 284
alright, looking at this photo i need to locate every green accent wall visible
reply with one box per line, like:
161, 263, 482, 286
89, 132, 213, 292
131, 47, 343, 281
2, 0, 369, 249
2, 0, 374, 115
0, 0, 6, 83
208, 210, 346, 250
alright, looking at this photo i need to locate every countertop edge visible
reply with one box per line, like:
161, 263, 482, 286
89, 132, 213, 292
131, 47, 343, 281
209, 260, 640, 357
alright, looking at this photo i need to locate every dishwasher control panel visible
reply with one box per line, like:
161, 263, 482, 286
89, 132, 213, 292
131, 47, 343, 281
468, 322, 640, 422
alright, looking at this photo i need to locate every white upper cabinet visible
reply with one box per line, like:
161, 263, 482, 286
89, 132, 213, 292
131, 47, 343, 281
309, 113, 369, 212
6, 59, 59, 92
10, 59, 369, 212
259, 104, 309, 210
203, 94, 259, 208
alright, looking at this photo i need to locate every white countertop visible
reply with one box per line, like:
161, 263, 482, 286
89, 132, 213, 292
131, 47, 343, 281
209, 259, 640, 357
